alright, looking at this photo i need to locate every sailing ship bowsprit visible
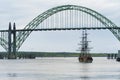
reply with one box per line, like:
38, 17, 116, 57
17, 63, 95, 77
78, 30, 93, 63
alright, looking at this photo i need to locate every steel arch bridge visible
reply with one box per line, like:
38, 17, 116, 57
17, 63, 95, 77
0, 5, 120, 52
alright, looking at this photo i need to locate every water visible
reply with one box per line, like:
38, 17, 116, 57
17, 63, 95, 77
0, 57, 119, 80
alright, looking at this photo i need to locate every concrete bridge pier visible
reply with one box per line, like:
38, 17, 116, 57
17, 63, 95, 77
107, 53, 117, 59
8, 22, 16, 59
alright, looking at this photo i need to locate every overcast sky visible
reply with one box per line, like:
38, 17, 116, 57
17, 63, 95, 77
0, 0, 120, 53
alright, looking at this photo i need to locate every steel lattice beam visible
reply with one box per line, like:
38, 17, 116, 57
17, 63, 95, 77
0, 5, 119, 51
16, 5, 119, 51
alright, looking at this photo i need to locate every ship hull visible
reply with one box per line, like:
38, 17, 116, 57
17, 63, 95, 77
78, 56, 93, 63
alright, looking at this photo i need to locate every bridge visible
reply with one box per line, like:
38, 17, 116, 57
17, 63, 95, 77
0, 5, 120, 59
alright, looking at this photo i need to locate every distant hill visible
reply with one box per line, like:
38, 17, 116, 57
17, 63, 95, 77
0, 52, 110, 57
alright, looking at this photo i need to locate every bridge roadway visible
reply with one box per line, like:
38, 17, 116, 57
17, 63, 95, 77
0, 27, 120, 32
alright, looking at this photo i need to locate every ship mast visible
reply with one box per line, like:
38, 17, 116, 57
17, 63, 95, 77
77, 30, 93, 63
78, 30, 91, 56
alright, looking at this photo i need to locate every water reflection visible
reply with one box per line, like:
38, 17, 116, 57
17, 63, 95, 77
0, 57, 119, 80
7, 73, 17, 77
80, 76, 90, 80
80, 63, 91, 80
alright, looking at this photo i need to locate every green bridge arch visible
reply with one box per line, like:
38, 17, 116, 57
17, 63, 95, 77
16, 5, 120, 51
0, 38, 8, 51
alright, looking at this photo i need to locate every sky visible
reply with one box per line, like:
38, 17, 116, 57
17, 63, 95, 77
0, 0, 120, 53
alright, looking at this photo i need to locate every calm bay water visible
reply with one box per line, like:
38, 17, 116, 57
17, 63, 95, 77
0, 57, 119, 80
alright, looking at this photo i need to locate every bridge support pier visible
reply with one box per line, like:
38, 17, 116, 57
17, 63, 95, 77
8, 22, 17, 59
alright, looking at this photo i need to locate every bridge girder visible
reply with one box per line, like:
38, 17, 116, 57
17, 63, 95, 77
0, 38, 8, 51
12, 5, 120, 51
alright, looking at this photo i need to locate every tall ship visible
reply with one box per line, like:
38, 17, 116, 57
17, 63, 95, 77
78, 30, 93, 63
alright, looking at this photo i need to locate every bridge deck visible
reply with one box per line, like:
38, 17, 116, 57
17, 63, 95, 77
0, 27, 120, 32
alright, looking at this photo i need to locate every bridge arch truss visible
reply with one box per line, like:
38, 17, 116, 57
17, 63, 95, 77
6, 5, 120, 51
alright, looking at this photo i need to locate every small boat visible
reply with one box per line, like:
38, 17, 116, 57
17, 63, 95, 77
116, 53, 120, 62
116, 57, 120, 61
